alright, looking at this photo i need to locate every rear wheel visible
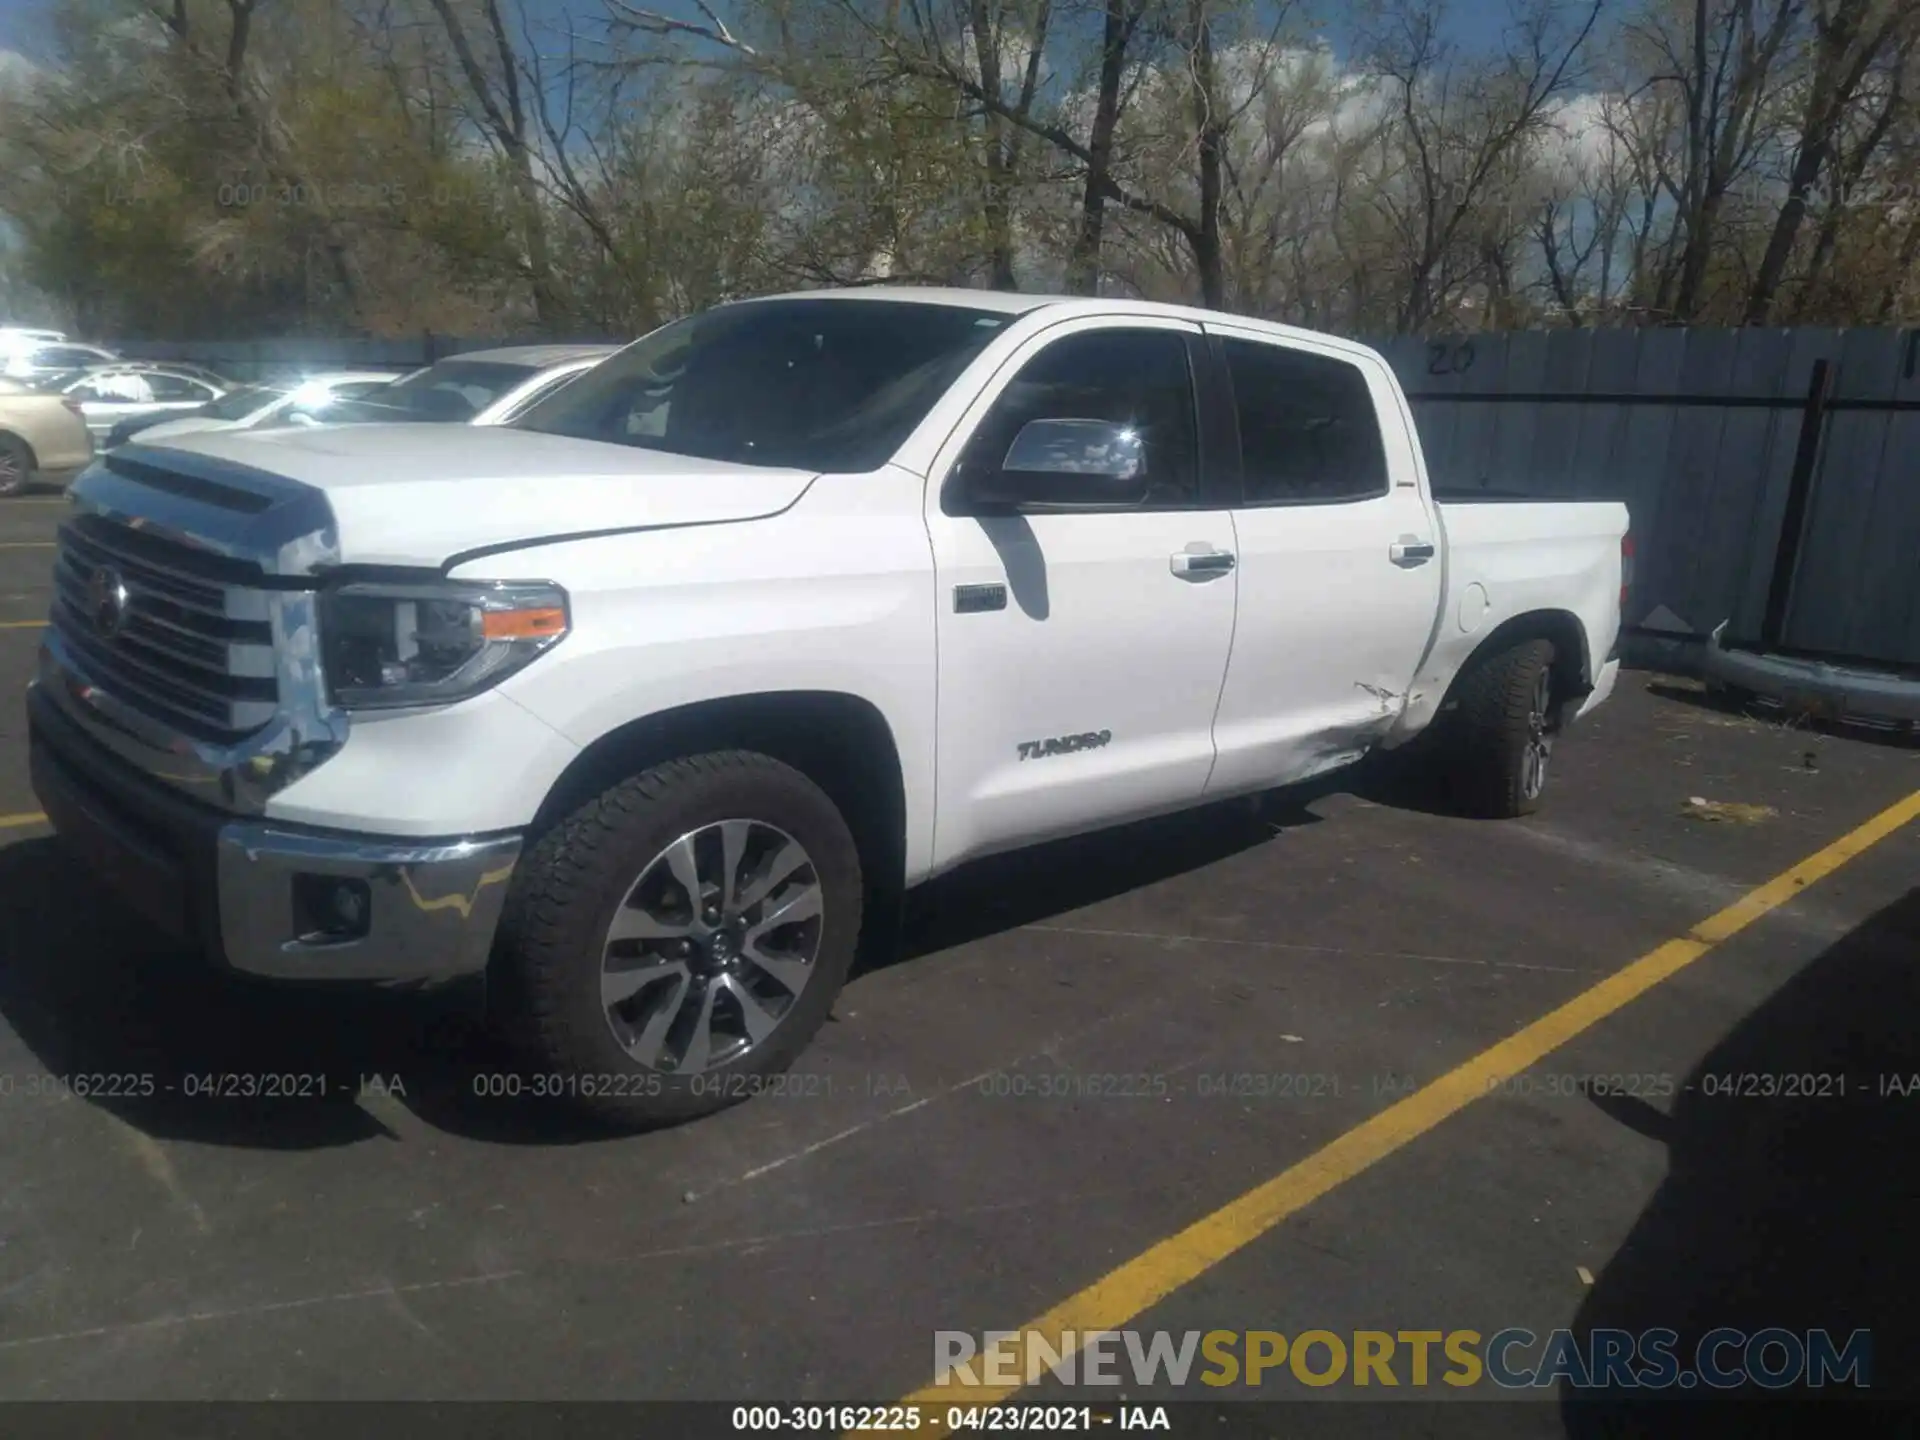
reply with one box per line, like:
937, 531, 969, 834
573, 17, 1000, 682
498, 750, 863, 1128
1439, 638, 1558, 818
0, 436, 31, 497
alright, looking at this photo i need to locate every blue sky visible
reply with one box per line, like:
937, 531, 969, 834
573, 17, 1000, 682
0, 0, 41, 53
2, 0, 1527, 64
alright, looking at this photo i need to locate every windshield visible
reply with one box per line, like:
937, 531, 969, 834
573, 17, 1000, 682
323, 358, 538, 423
198, 384, 286, 421
511, 299, 1013, 472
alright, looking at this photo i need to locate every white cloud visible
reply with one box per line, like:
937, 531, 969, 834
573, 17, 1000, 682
0, 46, 43, 95
1538, 90, 1625, 184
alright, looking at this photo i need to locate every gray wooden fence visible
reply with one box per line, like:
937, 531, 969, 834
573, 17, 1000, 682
110, 325, 1920, 674
1367, 328, 1920, 674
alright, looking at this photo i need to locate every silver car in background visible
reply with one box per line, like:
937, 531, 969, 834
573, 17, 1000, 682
307, 344, 619, 426
110, 370, 402, 448
45, 363, 230, 439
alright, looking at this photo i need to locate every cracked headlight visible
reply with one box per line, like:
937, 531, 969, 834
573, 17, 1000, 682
318, 579, 569, 710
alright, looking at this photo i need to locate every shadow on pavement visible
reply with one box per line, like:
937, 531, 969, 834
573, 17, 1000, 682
0, 834, 534, 1147
0, 779, 1358, 1150
1561, 886, 1920, 1433
1645, 679, 1920, 752
896, 785, 1328, 962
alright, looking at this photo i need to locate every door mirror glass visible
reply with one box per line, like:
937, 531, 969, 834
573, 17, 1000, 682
970, 418, 1150, 509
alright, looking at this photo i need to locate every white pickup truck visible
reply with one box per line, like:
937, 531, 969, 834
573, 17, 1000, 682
28, 289, 1628, 1125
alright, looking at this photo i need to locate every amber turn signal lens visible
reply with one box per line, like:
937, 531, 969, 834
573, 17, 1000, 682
481, 607, 568, 640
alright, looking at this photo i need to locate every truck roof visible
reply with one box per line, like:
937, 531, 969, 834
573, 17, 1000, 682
750, 286, 1056, 317
451, 343, 623, 367
743, 285, 1387, 367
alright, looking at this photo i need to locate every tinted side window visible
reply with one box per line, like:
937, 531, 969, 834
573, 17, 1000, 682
147, 373, 213, 401
75, 372, 150, 403
955, 329, 1199, 508
1221, 339, 1387, 504
497, 369, 583, 420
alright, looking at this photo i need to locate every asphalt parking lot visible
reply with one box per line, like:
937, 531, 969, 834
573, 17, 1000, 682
1, 489, 1917, 1424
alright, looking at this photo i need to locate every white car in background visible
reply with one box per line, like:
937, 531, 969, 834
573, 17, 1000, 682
305, 345, 620, 427
116, 371, 402, 449
3, 339, 121, 381
48, 363, 229, 439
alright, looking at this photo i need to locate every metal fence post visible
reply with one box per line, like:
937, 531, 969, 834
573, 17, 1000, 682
1759, 358, 1834, 650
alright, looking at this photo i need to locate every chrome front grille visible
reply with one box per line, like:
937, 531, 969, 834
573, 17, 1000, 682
51, 514, 280, 742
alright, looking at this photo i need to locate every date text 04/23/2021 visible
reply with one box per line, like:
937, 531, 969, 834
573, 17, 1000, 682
729, 1405, 1170, 1432
0, 1072, 412, 1101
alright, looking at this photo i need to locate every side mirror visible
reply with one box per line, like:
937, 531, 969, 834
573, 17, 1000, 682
968, 418, 1150, 510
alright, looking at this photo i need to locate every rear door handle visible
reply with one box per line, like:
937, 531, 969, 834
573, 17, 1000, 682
1390, 536, 1436, 567
1171, 547, 1236, 580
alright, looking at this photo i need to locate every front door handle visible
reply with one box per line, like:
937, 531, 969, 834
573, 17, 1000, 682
1389, 536, 1436, 567
1171, 547, 1236, 580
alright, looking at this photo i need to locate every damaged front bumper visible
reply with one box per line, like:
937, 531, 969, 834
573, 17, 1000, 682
1703, 621, 1920, 724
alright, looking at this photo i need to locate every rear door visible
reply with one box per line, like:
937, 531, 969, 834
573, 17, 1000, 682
1202, 325, 1443, 796
69, 370, 154, 437
145, 372, 220, 418
925, 317, 1239, 868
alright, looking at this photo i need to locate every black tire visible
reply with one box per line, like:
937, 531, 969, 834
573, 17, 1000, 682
496, 750, 863, 1128
1439, 638, 1557, 819
0, 435, 31, 498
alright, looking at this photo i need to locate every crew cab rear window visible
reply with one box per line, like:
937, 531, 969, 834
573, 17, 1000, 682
1220, 338, 1388, 504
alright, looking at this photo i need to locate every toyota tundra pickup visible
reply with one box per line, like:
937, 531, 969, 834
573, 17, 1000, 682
27, 289, 1629, 1125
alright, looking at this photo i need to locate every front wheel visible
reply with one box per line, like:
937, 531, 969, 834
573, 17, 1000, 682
0, 436, 31, 498
1439, 638, 1558, 818
498, 751, 864, 1127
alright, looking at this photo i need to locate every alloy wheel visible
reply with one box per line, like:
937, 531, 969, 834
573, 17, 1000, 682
599, 819, 824, 1074
1522, 668, 1554, 800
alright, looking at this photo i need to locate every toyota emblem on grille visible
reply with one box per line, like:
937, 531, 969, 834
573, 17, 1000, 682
87, 565, 132, 639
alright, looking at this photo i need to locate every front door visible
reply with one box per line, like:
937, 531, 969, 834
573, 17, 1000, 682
924, 318, 1238, 871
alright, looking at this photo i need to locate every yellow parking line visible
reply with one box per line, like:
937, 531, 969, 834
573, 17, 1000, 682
0, 542, 54, 548
0, 620, 45, 630
886, 787, 1920, 1427
0, 812, 47, 829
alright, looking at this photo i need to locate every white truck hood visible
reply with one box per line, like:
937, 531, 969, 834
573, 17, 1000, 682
133, 415, 231, 442
128, 423, 818, 567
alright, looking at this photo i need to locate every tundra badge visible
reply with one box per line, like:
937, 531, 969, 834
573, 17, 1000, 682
1017, 730, 1112, 761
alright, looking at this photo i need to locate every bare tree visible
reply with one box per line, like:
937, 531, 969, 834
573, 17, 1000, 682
1065, 0, 1155, 292
140, 0, 367, 316
1534, 92, 1641, 320
1626, 0, 1802, 320
1743, 0, 1917, 321
1364, 0, 1605, 331
424, 0, 570, 326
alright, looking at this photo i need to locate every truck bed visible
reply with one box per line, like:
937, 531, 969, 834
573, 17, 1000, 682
1385, 493, 1631, 742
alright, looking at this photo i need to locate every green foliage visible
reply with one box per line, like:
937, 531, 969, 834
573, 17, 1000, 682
0, 0, 1914, 336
